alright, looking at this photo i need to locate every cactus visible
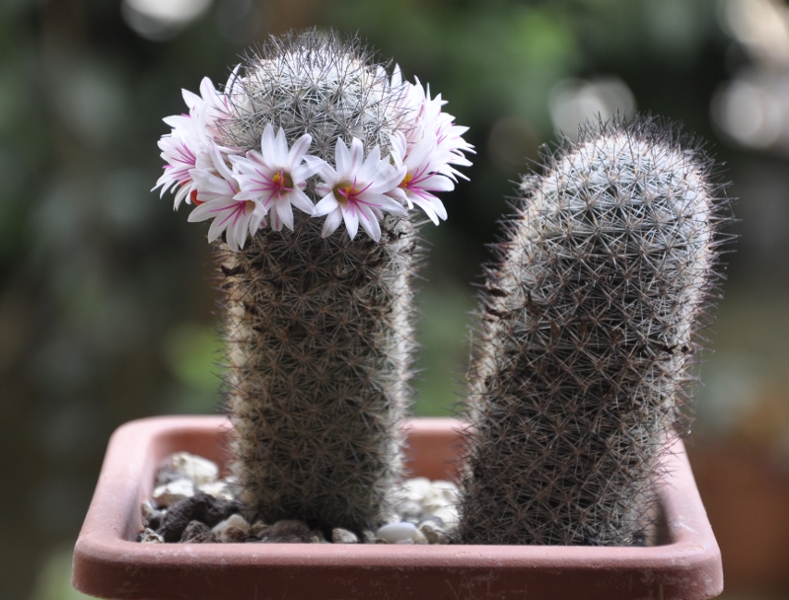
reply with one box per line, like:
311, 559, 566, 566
217, 32, 413, 536
458, 116, 728, 546
155, 30, 472, 535
218, 213, 418, 534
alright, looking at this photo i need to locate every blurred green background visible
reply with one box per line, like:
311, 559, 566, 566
2, 0, 789, 598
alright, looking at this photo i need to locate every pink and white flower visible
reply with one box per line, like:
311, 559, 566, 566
388, 131, 453, 225
230, 125, 318, 232
156, 62, 473, 249
187, 143, 265, 251
153, 77, 233, 210
384, 73, 474, 224
425, 92, 474, 182
312, 138, 407, 241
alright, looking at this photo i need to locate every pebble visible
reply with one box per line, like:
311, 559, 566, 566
156, 491, 238, 542
331, 528, 359, 544
143, 451, 461, 545
419, 521, 449, 544
257, 519, 312, 543
250, 521, 269, 538
141, 500, 164, 530
394, 499, 423, 523
427, 506, 458, 528
412, 528, 428, 544
376, 522, 418, 544
310, 530, 329, 543
181, 521, 218, 543
212, 514, 250, 543
198, 480, 236, 502
362, 530, 377, 544
402, 477, 432, 500
139, 528, 164, 543
161, 452, 219, 486
152, 478, 195, 508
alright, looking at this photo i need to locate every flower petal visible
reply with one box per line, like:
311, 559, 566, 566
321, 207, 343, 238
313, 194, 339, 217
348, 138, 364, 173
275, 199, 294, 231
334, 138, 351, 174
357, 203, 381, 242
289, 188, 315, 215
259, 124, 277, 158
288, 132, 313, 167
342, 203, 359, 239
364, 193, 409, 217
187, 199, 233, 223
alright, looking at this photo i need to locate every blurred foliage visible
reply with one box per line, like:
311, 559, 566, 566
27, 547, 91, 600
1, 0, 787, 598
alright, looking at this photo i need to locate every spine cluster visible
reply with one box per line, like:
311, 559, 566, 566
458, 117, 728, 546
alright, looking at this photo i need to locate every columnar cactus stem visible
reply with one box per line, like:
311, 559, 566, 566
217, 33, 416, 534
458, 116, 728, 546
220, 213, 418, 534
155, 29, 472, 535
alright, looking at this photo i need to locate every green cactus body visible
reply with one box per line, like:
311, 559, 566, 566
216, 32, 417, 534
459, 118, 727, 546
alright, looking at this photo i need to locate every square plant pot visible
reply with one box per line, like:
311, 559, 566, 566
72, 416, 723, 600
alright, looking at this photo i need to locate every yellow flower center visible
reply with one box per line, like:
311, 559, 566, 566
333, 182, 356, 207
272, 171, 294, 190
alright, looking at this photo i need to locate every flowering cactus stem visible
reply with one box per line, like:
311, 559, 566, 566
458, 116, 730, 546
219, 212, 419, 534
155, 29, 472, 534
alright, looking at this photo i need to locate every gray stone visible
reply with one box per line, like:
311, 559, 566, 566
331, 528, 359, 544
163, 452, 219, 486
427, 506, 458, 527
394, 499, 423, 523
180, 520, 218, 543
141, 500, 164, 530
257, 520, 312, 543
156, 491, 238, 542
419, 521, 449, 544
376, 522, 417, 544
401, 477, 432, 500
139, 528, 164, 543
152, 478, 195, 508
198, 480, 236, 502
212, 514, 250, 542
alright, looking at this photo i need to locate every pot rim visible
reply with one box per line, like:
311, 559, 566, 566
72, 416, 723, 600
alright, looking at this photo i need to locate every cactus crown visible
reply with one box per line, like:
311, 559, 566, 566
218, 30, 405, 162
458, 115, 731, 546
154, 29, 472, 247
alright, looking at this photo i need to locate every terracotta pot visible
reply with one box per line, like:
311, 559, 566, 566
72, 416, 723, 600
